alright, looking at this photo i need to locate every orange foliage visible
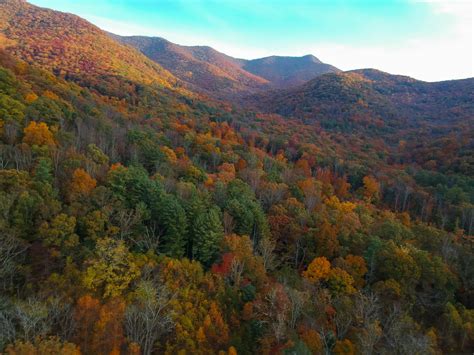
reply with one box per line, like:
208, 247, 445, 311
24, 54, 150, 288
212, 252, 235, 276
93, 298, 126, 355
73, 295, 125, 355
333, 339, 355, 354
295, 159, 311, 177
217, 163, 236, 183
74, 295, 100, 354
303, 257, 331, 283
25, 92, 38, 103
23, 121, 55, 146
298, 327, 323, 353
70, 168, 97, 196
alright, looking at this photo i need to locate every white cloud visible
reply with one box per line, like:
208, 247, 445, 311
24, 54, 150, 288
87, 15, 273, 59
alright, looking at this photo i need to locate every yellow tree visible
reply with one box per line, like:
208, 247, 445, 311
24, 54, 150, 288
22, 121, 55, 146
362, 176, 380, 203
83, 238, 140, 298
5, 337, 80, 355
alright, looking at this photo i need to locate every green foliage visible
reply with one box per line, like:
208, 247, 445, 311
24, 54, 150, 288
156, 194, 187, 258
0, 13, 471, 354
192, 206, 224, 266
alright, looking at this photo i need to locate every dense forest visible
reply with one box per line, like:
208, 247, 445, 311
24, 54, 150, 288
0, 0, 473, 354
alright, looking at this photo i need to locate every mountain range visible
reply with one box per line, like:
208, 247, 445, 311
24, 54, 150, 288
0, 1, 473, 354
112, 34, 339, 99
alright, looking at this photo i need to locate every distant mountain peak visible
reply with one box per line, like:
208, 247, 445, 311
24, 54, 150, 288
113, 33, 339, 98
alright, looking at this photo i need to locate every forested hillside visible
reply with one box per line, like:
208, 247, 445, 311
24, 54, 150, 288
114, 34, 338, 100
0, 1, 473, 354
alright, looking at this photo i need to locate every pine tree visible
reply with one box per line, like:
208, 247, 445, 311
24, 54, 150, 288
158, 194, 187, 258
193, 207, 224, 266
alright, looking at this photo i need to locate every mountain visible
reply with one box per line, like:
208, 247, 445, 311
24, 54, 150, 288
0, 1, 473, 354
242, 54, 339, 87
113, 34, 339, 99
0, 0, 180, 89
111, 34, 269, 99
249, 69, 474, 132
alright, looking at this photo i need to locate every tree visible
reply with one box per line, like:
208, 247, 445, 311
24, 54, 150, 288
157, 194, 187, 258
22, 122, 55, 147
5, 337, 80, 355
73, 295, 126, 354
303, 257, 331, 283
93, 297, 126, 355
192, 207, 224, 266
73, 295, 100, 354
333, 339, 355, 355
125, 281, 174, 355
38, 213, 79, 255
0, 233, 26, 290
362, 176, 380, 203
83, 237, 140, 298
69, 168, 96, 197
327, 268, 356, 296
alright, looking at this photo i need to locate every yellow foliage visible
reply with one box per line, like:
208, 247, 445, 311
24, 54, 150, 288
23, 121, 55, 146
83, 238, 140, 298
161, 146, 178, 163
325, 195, 356, 214
362, 175, 380, 202
5, 337, 81, 355
327, 268, 356, 295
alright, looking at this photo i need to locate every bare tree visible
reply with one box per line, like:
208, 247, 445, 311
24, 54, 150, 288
14, 298, 51, 342
0, 303, 16, 349
257, 237, 277, 272
0, 233, 27, 290
229, 259, 245, 288
47, 298, 76, 341
223, 212, 235, 235
255, 286, 290, 343
125, 281, 174, 355
382, 306, 435, 354
129, 222, 161, 253
113, 204, 146, 240
354, 292, 381, 355
286, 287, 307, 330
333, 295, 354, 340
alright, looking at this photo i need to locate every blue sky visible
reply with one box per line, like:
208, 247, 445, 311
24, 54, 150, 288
29, 0, 473, 81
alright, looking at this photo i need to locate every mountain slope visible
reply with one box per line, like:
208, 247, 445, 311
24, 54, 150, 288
113, 34, 339, 99
112, 34, 269, 99
242, 54, 340, 87
0, 0, 179, 89
249, 69, 474, 132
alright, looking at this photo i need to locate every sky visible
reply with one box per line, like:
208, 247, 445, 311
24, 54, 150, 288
29, 0, 473, 82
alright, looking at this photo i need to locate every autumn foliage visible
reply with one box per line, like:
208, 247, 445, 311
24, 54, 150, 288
0, 2, 472, 354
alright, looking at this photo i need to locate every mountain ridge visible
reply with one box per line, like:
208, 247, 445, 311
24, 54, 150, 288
113, 33, 339, 99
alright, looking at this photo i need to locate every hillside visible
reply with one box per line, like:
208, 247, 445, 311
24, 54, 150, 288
249, 69, 474, 132
114, 34, 339, 99
0, 0, 179, 89
113, 34, 269, 99
0, 1, 473, 354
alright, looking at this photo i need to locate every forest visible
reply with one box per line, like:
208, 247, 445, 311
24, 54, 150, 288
0, 0, 473, 354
